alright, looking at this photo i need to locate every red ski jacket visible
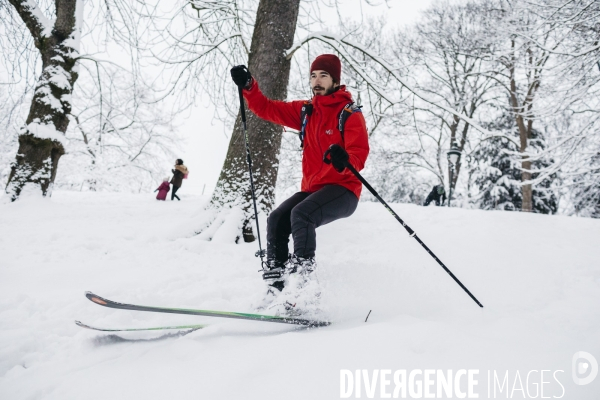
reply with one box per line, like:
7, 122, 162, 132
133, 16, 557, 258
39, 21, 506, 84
243, 80, 369, 199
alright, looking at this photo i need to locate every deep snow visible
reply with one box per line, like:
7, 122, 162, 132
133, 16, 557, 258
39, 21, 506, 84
1, 190, 599, 399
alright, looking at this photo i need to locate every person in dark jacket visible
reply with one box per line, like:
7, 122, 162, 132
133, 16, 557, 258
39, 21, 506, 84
170, 159, 188, 201
424, 185, 446, 206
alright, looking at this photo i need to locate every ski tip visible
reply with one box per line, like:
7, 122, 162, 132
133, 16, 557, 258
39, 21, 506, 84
75, 320, 91, 329
85, 292, 109, 306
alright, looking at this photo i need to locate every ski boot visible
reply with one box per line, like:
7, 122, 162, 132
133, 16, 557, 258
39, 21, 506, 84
254, 258, 289, 311
269, 255, 323, 318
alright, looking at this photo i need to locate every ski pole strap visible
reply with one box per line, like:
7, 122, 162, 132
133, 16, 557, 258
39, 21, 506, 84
299, 102, 361, 148
344, 161, 483, 308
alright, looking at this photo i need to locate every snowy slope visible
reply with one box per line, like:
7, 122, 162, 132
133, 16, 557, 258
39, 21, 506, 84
1, 191, 599, 399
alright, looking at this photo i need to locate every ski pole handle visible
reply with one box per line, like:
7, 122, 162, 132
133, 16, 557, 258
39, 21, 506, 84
323, 145, 348, 173
238, 86, 247, 130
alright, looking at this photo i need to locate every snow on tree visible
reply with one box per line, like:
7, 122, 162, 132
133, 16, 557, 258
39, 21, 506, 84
571, 152, 600, 218
533, 0, 600, 217
3, 0, 597, 224
471, 107, 558, 214
57, 63, 179, 192
121, 0, 300, 241
211, 0, 301, 241
3, 0, 84, 200
384, 0, 500, 202
356, 0, 598, 216
132, 1, 427, 241
0, 0, 181, 197
479, 0, 599, 213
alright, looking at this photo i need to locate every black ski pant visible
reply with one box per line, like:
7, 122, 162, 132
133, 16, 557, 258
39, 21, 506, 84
266, 184, 358, 262
424, 192, 445, 206
424, 193, 440, 206
171, 185, 180, 201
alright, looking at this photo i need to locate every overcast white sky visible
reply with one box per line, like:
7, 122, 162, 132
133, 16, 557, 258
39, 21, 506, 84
180, 0, 433, 196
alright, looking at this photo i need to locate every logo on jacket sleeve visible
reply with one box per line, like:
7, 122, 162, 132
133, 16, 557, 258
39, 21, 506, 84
325, 129, 333, 135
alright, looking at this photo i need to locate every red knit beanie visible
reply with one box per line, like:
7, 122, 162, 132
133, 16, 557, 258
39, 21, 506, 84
310, 54, 341, 83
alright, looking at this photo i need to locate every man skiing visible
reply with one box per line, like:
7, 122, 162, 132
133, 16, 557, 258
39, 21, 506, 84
423, 185, 447, 206
230, 54, 369, 314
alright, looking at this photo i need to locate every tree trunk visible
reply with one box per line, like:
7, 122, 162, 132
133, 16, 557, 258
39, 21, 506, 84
508, 57, 533, 213
5, 0, 81, 200
519, 119, 533, 213
210, 0, 301, 241
447, 114, 459, 193
512, 109, 533, 212
447, 112, 471, 199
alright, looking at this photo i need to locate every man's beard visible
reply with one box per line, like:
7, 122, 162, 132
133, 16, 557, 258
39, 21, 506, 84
312, 85, 337, 96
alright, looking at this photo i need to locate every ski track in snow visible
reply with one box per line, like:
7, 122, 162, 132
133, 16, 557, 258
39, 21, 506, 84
0, 191, 599, 399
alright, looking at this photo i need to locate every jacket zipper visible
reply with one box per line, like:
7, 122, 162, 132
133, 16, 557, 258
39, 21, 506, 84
307, 105, 325, 191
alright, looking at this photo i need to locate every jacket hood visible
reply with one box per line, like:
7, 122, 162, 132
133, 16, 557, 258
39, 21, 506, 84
175, 165, 188, 174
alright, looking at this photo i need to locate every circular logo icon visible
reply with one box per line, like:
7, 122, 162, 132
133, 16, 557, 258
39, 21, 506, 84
572, 351, 598, 385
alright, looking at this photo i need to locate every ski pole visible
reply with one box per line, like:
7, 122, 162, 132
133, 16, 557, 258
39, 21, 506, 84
324, 151, 483, 308
237, 83, 266, 267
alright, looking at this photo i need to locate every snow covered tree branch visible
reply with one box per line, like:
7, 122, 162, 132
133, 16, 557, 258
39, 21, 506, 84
55, 59, 180, 192
3, 0, 83, 200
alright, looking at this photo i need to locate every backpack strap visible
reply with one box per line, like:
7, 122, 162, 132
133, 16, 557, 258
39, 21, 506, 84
298, 101, 362, 148
299, 101, 313, 149
337, 102, 363, 142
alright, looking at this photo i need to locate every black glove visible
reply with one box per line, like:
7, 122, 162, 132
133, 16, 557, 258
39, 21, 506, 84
230, 65, 252, 88
323, 144, 349, 172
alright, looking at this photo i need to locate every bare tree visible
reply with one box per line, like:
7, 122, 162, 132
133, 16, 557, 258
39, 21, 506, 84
59, 63, 179, 192
121, 0, 297, 240
1, 0, 183, 198
3, 0, 83, 200
289, 0, 599, 217
482, 0, 599, 212
211, 0, 301, 241
0, 1, 40, 184
399, 0, 500, 198
497, 9, 550, 212
534, 0, 600, 216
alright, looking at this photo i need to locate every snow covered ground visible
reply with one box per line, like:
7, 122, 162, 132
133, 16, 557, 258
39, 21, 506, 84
1, 190, 599, 399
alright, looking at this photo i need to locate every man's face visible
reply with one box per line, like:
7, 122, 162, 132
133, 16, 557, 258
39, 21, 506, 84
310, 70, 339, 96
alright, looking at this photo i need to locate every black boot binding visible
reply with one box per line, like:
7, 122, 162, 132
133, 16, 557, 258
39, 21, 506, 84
262, 258, 290, 292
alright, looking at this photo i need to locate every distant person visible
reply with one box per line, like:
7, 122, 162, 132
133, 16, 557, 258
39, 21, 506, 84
424, 185, 446, 206
154, 177, 171, 201
170, 159, 188, 201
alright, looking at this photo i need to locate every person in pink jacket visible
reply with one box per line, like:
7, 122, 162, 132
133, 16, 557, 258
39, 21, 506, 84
154, 178, 170, 201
